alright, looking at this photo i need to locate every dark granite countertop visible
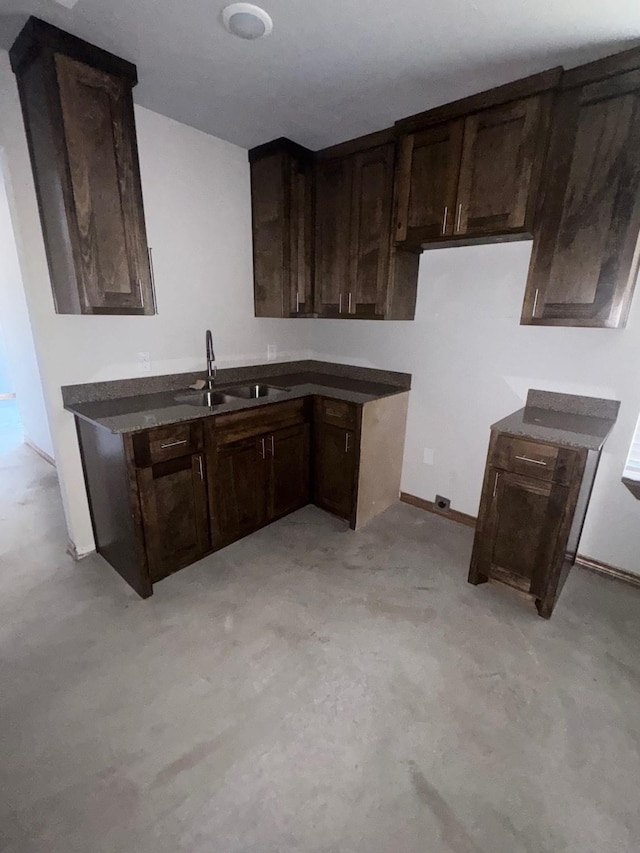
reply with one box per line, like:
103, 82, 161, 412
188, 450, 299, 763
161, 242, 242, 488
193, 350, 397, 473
492, 390, 620, 452
63, 361, 411, 434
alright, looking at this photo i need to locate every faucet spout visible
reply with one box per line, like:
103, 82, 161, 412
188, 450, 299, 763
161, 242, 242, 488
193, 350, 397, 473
205, 330, 216, 388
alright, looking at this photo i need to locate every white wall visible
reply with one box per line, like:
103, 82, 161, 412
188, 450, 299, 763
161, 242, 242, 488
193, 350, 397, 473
0, 51, 313, 555
309, 242, 640, 574
0, 163, 52, 457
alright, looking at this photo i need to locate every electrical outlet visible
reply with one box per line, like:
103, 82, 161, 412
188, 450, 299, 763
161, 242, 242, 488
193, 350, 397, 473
423, 448, 434, 465
137, 351, 151, 373
267, 344, 277, 361
435, 495, 451, 512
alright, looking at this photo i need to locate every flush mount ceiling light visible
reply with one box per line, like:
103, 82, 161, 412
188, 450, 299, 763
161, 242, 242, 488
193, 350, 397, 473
221, 3, 273, 40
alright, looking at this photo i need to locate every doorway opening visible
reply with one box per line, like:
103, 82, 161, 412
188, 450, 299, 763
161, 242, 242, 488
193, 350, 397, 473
0, 317, 22, 453
0, 152, 52, 463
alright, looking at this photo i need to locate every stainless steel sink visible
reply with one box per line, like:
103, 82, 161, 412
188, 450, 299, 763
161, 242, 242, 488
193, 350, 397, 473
174, 391, 240, 408
227, 384, 287, 399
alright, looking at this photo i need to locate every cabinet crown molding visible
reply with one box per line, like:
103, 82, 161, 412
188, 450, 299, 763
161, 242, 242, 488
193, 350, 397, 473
9, 16, 138, 84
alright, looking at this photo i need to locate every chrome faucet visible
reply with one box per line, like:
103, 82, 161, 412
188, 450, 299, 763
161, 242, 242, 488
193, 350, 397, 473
205, 329, 216, 388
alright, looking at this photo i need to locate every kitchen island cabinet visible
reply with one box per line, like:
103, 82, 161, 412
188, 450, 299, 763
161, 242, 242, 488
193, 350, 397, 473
468, 390, 619, 618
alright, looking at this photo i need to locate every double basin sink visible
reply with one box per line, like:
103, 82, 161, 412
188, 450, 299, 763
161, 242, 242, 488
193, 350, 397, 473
174, 384, 287, 408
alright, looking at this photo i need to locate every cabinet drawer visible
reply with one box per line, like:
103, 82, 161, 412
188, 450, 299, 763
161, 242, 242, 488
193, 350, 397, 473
132, 421, 203, 467
212, 399, 307, 447
492, 434, 580, 485
314, 397, 359, 429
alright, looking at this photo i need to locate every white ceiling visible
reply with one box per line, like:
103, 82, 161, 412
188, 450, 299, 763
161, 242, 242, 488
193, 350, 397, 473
1, 0, 640, 150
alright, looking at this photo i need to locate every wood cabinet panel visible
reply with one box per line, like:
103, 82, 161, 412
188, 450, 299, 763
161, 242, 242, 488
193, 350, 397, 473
473, 468, 569, 595
250, 140, 313, 317
395, 120, 464, 244
138, 453, 209, 582
268, 423, 310, 520
314, 422, 357, 521
10, 19, 154, 315
314, 156, 353, 315
211, 436, 267, 548
455, 95, 547, 236
348, 144, 395, 316
522, 69, 640, 327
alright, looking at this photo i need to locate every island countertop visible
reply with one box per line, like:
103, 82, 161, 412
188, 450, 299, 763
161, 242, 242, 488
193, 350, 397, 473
62, 360, 411, 434
491, 389, 620, 452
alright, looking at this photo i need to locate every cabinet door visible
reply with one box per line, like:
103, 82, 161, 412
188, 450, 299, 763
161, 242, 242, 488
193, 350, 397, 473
314, 422, 357, 521
455, 95, 546, 237
394, 120, 464, 244
250, 148, 313, 317
472, 468, 569, 595
211, 436, 267, 547
348, 144, 395, 317
314, 157, 353, 315
54, 54, 153, 314
522, 71, 640, 328
267, 423, 310, 521
137, 454, 209, 583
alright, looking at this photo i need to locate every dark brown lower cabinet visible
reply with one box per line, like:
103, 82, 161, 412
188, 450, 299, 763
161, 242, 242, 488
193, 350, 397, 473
75, 391, 409, 598
314, 422, 357, 521
137, 453, 209, 582
210, 436, 267, 548
268, 423, 310, 520
210, 421, 310, 547
468, 431, 594, 618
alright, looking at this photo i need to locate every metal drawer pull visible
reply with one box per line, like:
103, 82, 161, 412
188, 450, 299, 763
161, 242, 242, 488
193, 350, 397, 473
348, 292, 352, 314
442, 205, 448, 235
295, 290, 300, 313
261, 437, 265, 460
270, 434, 275, 457
197, 455, 204, 480
160, 439, 188, 449
515, 455, 548, 466
345, 431, 350, 453
339, 293, 343, 313
455, 203, 462, 233
493, 472, 499, 498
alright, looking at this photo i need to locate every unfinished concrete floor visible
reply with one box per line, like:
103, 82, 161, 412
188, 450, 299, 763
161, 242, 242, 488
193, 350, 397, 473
1, 442, 640, 853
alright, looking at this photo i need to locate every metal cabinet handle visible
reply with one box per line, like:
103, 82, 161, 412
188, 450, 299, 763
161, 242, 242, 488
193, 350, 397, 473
492, 471, 499, 498
442, 206, 448, 235
339, 293, 343, 313
532, 289, 540, 317
148, 248, 158, 314
455, 203, 463, 233
138, 278, 144, 309
345, 431, 350, 453
270, 434, 275, 457
348, 292, 352, 314
515, 455, 548, 467
296, 290, 300, 313
160, 439, 188, 449
197, 455, 204, 480
261, 437, 265, 460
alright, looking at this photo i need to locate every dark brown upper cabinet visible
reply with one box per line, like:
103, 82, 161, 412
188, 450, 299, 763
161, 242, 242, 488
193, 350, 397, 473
314, 138, 419, 319
394, 71, 560, 249
394, 120, 464, 243
313, 155, 353, 315
10, 18, 155, 316
522, 50, 640, 328
249, 138, 314, 317
455, 96, 550, 237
